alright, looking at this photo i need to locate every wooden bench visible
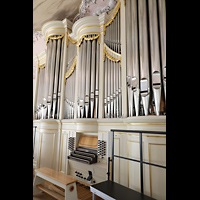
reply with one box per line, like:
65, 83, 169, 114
90, 180, 156, 200
33, 167, 78, 200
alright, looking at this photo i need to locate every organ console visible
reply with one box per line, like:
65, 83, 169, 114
33, 0, 166, 199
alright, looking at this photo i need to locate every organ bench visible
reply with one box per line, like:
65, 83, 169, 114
33, 167, 78, 200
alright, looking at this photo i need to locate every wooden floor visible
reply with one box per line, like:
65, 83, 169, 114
33, 169, 103, 200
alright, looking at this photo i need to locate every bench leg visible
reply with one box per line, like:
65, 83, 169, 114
92, 193, 96, 200
65, 182, 78, 200
33, 174, 45, 195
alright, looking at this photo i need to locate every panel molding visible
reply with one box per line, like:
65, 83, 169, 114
39, 132, 56, 168
149, 143, 166, 198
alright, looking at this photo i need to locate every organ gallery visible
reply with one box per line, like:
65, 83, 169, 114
33, 0, 166, 199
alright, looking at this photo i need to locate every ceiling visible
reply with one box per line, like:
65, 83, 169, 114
33, 0, 82, 31
33, 0, 118, 79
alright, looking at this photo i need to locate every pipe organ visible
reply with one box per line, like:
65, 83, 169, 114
33, 1, 166, 199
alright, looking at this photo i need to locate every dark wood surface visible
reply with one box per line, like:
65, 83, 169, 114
91, 180, 156, 200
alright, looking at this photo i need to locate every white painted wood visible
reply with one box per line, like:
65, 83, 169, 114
33, 170, 78, 200
33, 174, 45, 195
90, 186, 116, 200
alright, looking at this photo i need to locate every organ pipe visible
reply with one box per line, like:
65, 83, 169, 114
126, 0, 166, 116
77, 35, 100, 119
104, 6, 121, 118
36, 35, 64, 119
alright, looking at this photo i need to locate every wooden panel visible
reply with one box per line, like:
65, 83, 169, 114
39, 133, 55, 168
127, 141, 140, 192
59, 132, 69, 173
114, 137, 120, 183
78, 135, 98, 149
149, 144, 166, 200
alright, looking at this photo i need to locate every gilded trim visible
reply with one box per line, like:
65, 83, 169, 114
77, 33, 101, 47
78, 25, 104, 36
67, 32, 77, 47
38, 64, 45, 73
104, 0, 121, 35
103, 44, 121, 65
46, 33, 65, 45
64, 55, 77, 83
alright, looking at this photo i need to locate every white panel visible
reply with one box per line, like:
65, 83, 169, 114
151, 166, 166, 200
33, 128, 40, 168
59, 132, 69, 173
127, 141, 140, 192
107, 131, 113, 157
39, 133, 55, 169
149, 144, 166, 200
114, 137, 120, 183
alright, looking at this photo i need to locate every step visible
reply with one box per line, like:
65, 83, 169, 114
36, 184, 65, 200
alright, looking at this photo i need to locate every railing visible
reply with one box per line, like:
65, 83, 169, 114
107, 129, 166, 194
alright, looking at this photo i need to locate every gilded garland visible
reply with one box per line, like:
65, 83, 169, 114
103, 44, 121, 65
64, 56, 77, 84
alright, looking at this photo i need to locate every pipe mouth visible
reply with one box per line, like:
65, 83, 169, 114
140, 78, 149, 97
152, 71, 161, 89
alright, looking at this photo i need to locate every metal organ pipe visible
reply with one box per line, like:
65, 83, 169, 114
90, 38, 96, 118
85, 37, 91, 118
77, 34, 100, 118
158, 0, 166, 100
81, 39, 87, 118
36, 35, 64, 119
64, 41, 77, 119
131, 0, 140, 117
95, 39, 100, 118
52, 38, 61, 118
57, 40, 64, 119
104, 8, 121, 118
138, 0, 150, 116
148, 0, 161, 116
125, 0, 166, 116
77, 42, 83, 118
47, 39, 56, 118
35, 0, 166, 120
